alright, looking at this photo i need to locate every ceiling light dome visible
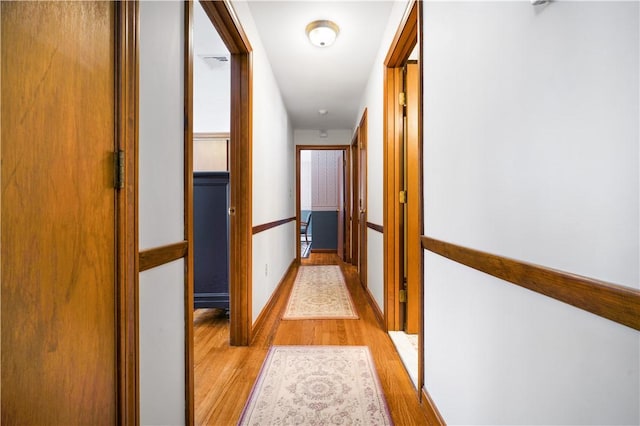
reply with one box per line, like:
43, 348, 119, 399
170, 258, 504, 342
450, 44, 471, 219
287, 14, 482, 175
306, 20, 339, 48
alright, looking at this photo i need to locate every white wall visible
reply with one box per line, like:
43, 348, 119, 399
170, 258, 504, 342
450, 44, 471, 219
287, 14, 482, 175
252, 222, 296, 323
139, 261, 185, 426
193, 1, 230, 133
422, 1, 639, 424
138, 1, 185, 424
301, 150, 312, 210
139, 1, 185, 250
231, 2, 296, 323
294, 129, 352, 146
355, 0, 411, 315
367, 230, 385, 311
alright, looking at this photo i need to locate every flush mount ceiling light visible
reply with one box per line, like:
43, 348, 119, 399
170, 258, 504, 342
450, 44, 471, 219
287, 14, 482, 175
306, 20, 340, 48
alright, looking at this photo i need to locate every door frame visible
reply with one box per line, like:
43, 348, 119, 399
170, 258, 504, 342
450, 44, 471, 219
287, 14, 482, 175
198, 1, 253, 347
295, 145, 350, 262
116, 2, 139, 424
186, 0, 253, 422
382, 0, 424, 397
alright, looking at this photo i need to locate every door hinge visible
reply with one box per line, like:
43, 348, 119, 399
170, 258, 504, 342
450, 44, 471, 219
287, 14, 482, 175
399, 190, 407, 204
114, 150, 124, 189
399, 289, 407, 303
399, 92, 406, 107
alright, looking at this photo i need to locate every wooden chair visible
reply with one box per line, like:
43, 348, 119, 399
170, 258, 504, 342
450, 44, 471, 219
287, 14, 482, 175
300, 212, 312, 244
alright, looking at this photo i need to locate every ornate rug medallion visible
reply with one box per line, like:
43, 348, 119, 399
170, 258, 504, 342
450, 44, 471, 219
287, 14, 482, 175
238, 346, 393, 425
283, 265, 358, 320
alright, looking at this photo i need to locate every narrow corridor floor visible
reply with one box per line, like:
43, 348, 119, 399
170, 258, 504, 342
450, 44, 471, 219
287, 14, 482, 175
194, 253, 428, 425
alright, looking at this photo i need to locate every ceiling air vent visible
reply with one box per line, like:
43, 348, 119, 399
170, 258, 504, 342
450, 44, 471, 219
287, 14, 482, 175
199, 54, 229, 69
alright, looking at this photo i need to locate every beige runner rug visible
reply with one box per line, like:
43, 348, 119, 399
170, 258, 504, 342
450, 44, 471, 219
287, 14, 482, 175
283, 265, 358, 319
238, 346, 393, 425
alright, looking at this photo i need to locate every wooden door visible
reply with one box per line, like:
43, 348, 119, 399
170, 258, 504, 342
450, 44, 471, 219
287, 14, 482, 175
344, 148, 352, 263
337, 153, 345, 260
1, 2, 118, 424
358, 111, 368, 288
351, 135, 359, 266
405, 62, 420, 334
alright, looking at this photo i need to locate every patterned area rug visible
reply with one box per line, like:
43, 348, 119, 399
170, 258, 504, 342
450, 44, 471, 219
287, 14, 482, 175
238, 346, 393, 425
283, 265, 358, 319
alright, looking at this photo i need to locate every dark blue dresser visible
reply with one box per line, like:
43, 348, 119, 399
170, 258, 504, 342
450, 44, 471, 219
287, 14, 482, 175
193, 172, 230, 310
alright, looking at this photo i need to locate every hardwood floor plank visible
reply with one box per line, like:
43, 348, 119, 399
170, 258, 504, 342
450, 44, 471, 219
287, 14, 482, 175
194, 253, 428, 425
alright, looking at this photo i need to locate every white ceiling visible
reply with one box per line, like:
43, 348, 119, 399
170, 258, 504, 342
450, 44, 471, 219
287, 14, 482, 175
246, 1, 395, 130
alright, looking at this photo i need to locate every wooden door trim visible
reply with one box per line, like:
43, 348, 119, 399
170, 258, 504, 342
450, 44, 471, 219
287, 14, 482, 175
116, 2, 139, 424
184, 2, 195, 423
199, 0, 253, 347
382, 0, 424, 400
200, 1, 252, 53
385, 0, 418, 67
295, 145, 350, 262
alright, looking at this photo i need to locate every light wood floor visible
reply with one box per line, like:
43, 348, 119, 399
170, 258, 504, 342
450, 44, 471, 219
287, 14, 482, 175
194, 253, 428, 425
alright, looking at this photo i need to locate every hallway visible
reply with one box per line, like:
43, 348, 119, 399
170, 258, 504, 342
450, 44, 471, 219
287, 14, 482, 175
194, 254, 428, 425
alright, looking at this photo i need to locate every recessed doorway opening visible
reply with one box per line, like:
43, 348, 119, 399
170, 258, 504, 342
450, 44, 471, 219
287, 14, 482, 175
296, 146, 350, 263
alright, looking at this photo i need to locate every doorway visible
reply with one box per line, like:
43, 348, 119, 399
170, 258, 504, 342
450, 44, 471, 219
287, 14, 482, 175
192, 0, 232, 319
196, 0, 252, 346
189, 0, 253, 422
383, 0, 423, 395
296, 146, 350, 263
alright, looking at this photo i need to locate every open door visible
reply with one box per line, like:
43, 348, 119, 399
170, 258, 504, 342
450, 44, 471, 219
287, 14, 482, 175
351, 134, 360, 266
337, 152, 345, 260
383, 0, 422, 395
358, 110, 368, 288
2, 2, 124, 422
404, 61, 420, 334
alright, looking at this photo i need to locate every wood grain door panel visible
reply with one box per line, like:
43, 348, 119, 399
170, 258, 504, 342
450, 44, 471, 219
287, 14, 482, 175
351, 139, 359, 266
358, 110, 368, 288
1, 2, 117, 424
405, 62, 420, 334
